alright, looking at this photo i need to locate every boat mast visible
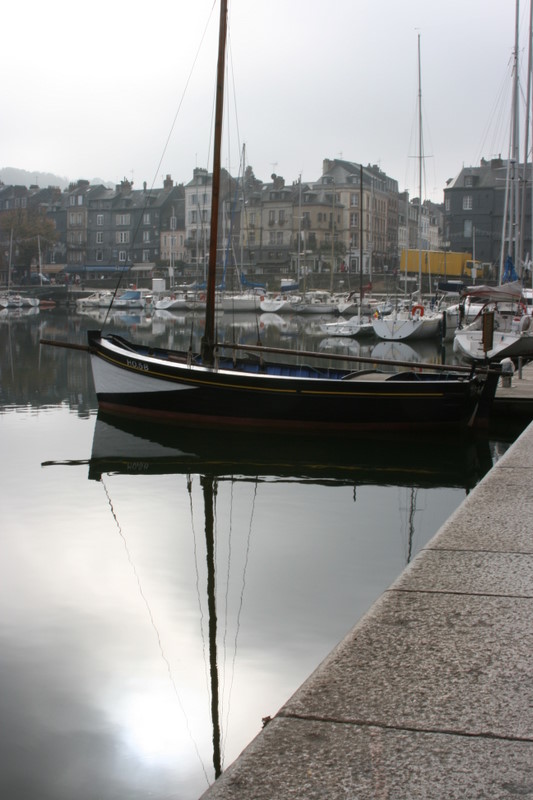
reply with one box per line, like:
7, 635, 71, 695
501, 0, 521, 281
520, 0, 533, 271
201, 0, 228, 366
511, 0, 521, 270
297, 174, 302, 283
359, 163, 364, 307
417, 33, 423, 298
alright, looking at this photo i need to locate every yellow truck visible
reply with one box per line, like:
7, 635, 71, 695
400, 250, 474, 278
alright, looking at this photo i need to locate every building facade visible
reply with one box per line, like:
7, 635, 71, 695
444, 157, 533, 280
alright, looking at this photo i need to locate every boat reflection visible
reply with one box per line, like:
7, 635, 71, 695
87, 411, 493, 492
371, 338, 446, 365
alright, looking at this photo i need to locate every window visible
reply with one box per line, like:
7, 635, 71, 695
190, 210, 197, 224
464, 220, 473, 238
465, 175, 473, 187
143, 231, 150, 243
142, 250, 150, 262
96, 250, 103, 262
118, 250, 127, 262
143, 213, 151, 225
116, 213, 130, 226
463, 195, 473, 210
69, 196, 76, 206
77, 195, 83, 206
170, 215, 177, 231
278, 210, 285, 224
269, 231, 276, 244
116, 231, 130, 244
350, 212, 358, 228
277, 232, 283, 245
248, 232, 256, 245
445, 197, 450, 212
96, 232, 103, 244
350, 193, 359, 206
249, 212, 256, 225
97, 214, 103, 226
269, 210, 275, 224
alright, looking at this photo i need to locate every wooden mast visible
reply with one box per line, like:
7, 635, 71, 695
201, 0, 228, 366
417, 33, 423, 298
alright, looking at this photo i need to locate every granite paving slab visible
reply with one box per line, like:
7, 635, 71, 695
429, 466, 533, 553
394, 550, 533, 596
202, 717, 533, 800
281, 591, 533, 741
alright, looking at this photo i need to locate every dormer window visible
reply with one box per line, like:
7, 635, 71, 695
464, 175, 474, 187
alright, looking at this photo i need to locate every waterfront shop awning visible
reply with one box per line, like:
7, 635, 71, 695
41, 264, 68, 275
62, 265, 131, 274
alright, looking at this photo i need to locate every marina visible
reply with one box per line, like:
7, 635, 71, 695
0, 305, 529, 799
2, 0, 533, 795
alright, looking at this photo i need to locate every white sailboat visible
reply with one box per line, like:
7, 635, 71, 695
453, 282, 533, 361
319, 314, 374, 338
453, 3, 533, 362
372, 35, 442, 342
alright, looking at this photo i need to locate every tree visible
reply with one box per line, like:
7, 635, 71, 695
0, 208, 58, 271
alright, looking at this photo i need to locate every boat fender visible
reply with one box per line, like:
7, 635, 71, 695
411, 304, 424, 317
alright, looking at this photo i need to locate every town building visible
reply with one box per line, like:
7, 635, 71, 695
444, 156, 533, 281
0, 157, 450, 288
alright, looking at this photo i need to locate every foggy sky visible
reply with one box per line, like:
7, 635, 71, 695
2, 0, 526, 201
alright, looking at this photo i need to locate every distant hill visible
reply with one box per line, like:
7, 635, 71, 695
0, 167, 113, 190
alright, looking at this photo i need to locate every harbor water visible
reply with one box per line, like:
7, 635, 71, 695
0, 305, 524, 799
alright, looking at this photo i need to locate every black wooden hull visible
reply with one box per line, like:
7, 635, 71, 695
87, 331, 499, 431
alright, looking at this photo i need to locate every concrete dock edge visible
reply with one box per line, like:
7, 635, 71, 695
201, 422, 533, 799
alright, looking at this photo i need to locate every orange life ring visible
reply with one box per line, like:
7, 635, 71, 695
411, 304, 424, 317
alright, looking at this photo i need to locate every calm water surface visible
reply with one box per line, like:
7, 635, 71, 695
0, 306, 522, 799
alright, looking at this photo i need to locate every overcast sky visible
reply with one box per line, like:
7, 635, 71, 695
2, 0, 528, 201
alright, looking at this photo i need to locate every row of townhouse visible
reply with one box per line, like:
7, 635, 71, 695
0, 158, 444, 285
183, 159, 444, 283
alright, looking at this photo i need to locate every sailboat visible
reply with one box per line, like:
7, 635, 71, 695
40, 1, 500, 430
0, 229, 39, 310
372, 35, 442, 343
453, 281, 533, 361
453, 3, 533, 363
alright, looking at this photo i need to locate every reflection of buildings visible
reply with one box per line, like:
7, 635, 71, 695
0, 312, 95, 415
